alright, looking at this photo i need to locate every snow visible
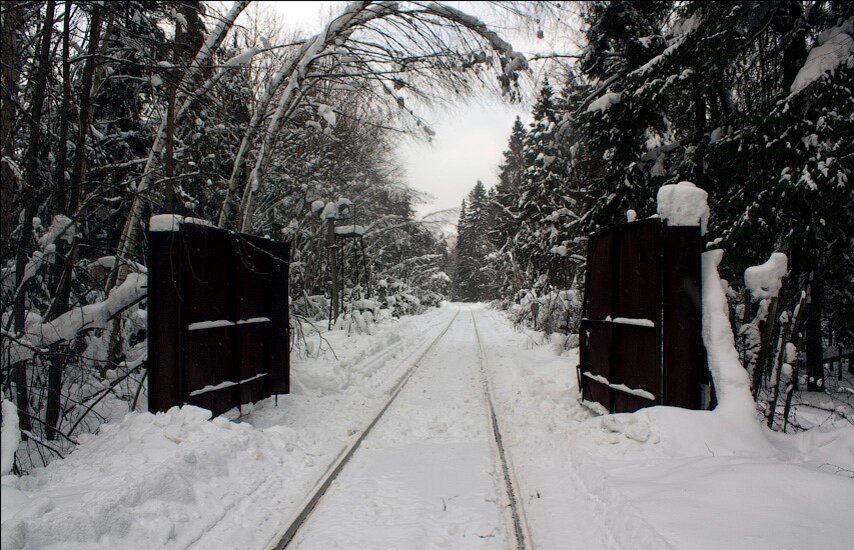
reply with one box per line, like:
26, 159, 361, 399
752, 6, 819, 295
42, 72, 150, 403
586, 92, 621, 113
188, 318, 271, 330
612, 317, 655, 327
584, 316, 654, 327
236, 317, 270, 325
316, 103, 337, 127
790, 18, 854, 97
656, 181, 709, 234
610, 384, 656, 401
187, 319, 233, 331
310, 199, 325, 217
582, 372, 655, 400
149, 214, 213, 232
37, 215, 75, 248
3, 305, 851, 549
149, 214, 183, 232
475, 308, 853, 550
293, 311, 508, 548
334, 224, 365, 236
188, 373, 267, 397
702, 250, 757, 423
424, 2, 528, 84
1, 397, 19, 476
744, 252, 788, 301
223, 47, 259, 67
634, 13, 702, 76
320, 202, 338, 220
583, 372, 609, 385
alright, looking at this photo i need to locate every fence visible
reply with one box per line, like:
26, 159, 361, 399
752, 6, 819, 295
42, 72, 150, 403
147, 219, 290, 416
578, 217, 709, 414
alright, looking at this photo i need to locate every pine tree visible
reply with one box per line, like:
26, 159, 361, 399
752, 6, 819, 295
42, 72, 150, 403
493, 116, 527, 248
453, 181, 500, 301
510, 79, 580, 289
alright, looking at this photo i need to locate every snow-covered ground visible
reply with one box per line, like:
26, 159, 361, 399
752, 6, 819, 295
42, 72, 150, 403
477, 307, 854, 550
2, 304, 852, 549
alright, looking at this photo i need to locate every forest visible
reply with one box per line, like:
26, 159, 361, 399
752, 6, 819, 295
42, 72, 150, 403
452, 1, 852, 431
1, 0, 852, 475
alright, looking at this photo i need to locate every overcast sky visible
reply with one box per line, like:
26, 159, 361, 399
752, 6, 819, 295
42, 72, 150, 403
258, 1, 575, 217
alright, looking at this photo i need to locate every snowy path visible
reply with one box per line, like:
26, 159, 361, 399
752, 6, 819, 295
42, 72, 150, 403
289, 309, 513, 549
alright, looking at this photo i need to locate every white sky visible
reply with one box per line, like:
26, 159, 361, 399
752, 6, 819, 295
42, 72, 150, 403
257, 1, 576, 216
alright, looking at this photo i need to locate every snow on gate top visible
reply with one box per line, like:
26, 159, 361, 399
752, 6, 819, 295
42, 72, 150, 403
656, 181, 709, 235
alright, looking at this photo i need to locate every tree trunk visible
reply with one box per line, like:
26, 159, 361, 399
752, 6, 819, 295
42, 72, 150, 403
752, 296, 778, 399
44, 4, 103, 439
12, 0, 56, 438
804, 271, 825, 391
67, 4, 102, 217
0, 1, 22, 258
765, 310, 791, 428
52, 3, 72, 214
328, 218, 339, 323
778, 1, 808, 92
44, 4, 74, 441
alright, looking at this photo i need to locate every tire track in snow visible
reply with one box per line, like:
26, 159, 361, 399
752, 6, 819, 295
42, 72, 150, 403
266, 307, 461, 550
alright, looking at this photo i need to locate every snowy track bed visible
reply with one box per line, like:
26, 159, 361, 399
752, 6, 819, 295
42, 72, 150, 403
284, 307, 527, 549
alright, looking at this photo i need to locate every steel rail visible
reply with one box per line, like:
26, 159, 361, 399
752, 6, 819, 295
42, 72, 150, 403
471, 309, 533, 550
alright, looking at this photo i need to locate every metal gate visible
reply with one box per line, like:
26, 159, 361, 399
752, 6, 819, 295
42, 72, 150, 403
147, 220, 290, 416
578, 218, 707, 414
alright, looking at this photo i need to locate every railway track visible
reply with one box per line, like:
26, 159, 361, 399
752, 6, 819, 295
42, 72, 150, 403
266, 307, 531, 550
472, 310, 533, 550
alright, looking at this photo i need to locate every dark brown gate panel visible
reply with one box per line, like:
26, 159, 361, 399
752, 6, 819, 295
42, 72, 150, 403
579, 320, 612, 411
183, 225, 237, 415
148, 221, 290, 417
148, 230, 183, 413
585, 231, 616, 320
613, 219, 661, 409
662, 226, 704, 408
579, 218, 706, 414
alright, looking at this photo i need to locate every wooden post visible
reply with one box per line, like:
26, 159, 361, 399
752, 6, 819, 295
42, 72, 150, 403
328, 218, 339, 322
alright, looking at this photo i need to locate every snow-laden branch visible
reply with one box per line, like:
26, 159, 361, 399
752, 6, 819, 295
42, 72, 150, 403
7, 273, 147, 365
222, 1, 531, 232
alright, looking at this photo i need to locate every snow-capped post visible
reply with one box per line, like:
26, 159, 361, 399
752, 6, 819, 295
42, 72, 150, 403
739, 252, 795, 429
328, 211, 339, 324
1, 395, 20, 476
656, 181, 709, 235
317, 198, 353, 325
